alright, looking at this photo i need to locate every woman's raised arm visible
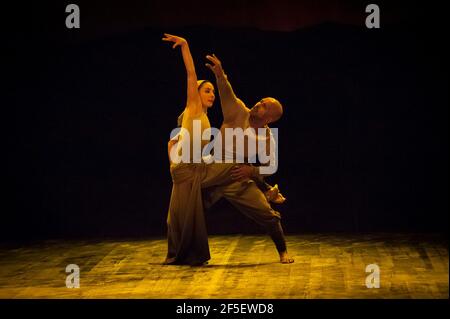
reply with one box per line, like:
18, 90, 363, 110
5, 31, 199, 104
162, 33, 202, 117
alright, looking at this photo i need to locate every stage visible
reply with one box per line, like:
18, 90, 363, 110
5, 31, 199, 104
0, 234, 447, 299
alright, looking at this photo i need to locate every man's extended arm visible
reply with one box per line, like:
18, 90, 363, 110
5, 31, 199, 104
206, 54, 248, 124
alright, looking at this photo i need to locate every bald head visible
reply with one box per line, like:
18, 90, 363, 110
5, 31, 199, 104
265, 98, 283, 123
249, 97, 284, 126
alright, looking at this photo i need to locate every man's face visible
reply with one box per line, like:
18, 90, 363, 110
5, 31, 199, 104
250, 98, 270, 120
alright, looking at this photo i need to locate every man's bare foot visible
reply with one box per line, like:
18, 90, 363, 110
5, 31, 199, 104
279, 251, 294, 264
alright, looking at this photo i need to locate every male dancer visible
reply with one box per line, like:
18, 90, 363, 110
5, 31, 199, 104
204, 54, 294, 264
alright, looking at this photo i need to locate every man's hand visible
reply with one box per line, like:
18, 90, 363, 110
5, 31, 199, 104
162, 33, 187, 49
205, 54, 225, 78
231, 165, 254, 181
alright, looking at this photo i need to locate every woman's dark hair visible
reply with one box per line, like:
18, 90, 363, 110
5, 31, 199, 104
197, 80, 212, 90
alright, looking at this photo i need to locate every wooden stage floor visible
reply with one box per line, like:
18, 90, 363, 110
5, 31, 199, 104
0, 234, 447, 299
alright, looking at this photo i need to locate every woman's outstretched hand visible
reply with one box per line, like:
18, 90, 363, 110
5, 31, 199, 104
162, 33, 187, 49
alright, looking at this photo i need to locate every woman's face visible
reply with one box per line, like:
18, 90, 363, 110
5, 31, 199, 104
199, 82, 215, 108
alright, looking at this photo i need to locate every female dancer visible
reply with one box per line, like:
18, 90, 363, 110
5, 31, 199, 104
162, 33, 217, 265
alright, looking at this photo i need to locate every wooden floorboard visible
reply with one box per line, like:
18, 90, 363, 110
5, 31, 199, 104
0, 234, 447, 299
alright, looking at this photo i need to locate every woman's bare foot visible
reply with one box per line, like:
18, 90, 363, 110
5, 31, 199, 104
279, 251, 294, 264
163, 257, 177, 265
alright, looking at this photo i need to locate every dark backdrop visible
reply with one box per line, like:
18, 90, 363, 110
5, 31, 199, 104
4, 1, 448, 240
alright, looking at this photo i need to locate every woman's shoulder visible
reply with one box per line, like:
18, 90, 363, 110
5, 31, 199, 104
183, 110, 208, 120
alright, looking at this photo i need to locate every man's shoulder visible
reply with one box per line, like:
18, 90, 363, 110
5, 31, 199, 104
235, 98, 250, 111
236, 98, 246, 107
222, 109, 249, 128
